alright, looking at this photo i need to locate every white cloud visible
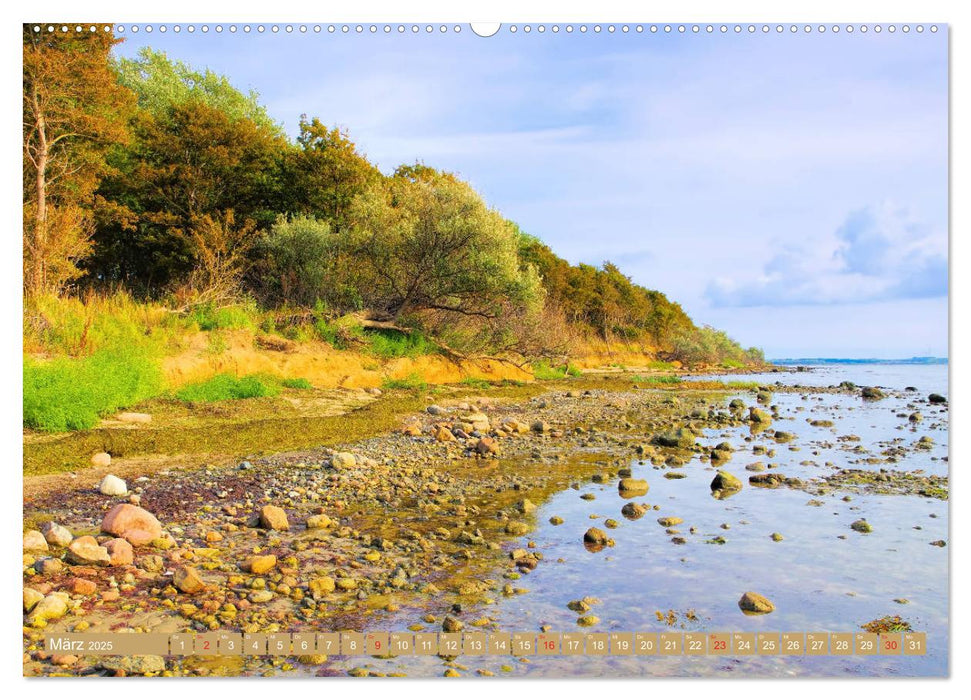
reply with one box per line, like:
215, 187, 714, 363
705, 203, 947, 307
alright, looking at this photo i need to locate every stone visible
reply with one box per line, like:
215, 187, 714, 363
23, 587, 44, 613
434, 426, 457, 442
331, 452, 357, 469
99, 474, 128, 496
749, 473, 786, 488
577, 615, 600, 627
530, 420, 550, 433
101, 655, 165, 675
518, 499, 537, 515
139, 554, 164, 572
66, 536, 111, 566
26, 592, 69, 627
101, 504, 163, 546
116, 412, 152, 424
173, 566, 205, 594
475, 437, 499, 456
583, 527, 608, 545
91, 452, 112, 467
618, 478, 649, 496
749, 407, 772, 424
426, 405, 446, 415
336, 577, 358, 591
928, 393, 947, 405
850, 519, 873, 533
652, 428, 696, 448
258, 505, 289, 531
41, 522, 73, 548
244, 555, 277, 575
309, 577, 336, 599
861, 386, 886, 400
70, 578, 97, 595
34, 557, 63, 576
442, 615, 464, 632
23, 530, 48, 553
621, 502, 648, 520
463, 412, 491, 431
105, 538, 134, 566
710, 470, 743, 492
306, 514, 334, 529
657, 516, 683, 527
770, 533, 784, 542
549, 515, 564, 525
738, 591, 775, 614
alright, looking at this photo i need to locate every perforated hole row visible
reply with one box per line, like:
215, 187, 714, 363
30, 24, 941, 36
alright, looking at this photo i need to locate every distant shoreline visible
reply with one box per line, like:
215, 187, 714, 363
770, 357, 948, 366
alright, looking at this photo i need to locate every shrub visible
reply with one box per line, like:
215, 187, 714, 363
281, 377, 312, 389
366, 329, 437, 359
532, 360, 582, 380
188, 302, 258, 331
24, 347, 163, 432
175, 373, 281, 402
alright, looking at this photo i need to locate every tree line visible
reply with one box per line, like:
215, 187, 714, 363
23, 27, 762, 366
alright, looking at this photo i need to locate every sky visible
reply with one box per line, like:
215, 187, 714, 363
113, 24, 949, 358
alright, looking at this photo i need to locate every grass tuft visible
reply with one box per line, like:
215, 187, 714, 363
175, 373, 281, 402
381, 372, 428, 391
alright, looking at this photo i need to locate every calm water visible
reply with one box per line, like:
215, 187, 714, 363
338, 364, 950, 677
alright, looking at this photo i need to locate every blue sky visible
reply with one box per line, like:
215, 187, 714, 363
113, 26, 948, 358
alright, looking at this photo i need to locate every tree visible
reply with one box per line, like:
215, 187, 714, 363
348, 168, 543, 323
23, 25, 135, 296
114, 47, 283, 135
286, 116, 379, 231
91, 99, 286, 291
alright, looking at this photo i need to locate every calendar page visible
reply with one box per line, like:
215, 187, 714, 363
20, 12, 949, 683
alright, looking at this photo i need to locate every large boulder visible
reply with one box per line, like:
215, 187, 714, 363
749, 407, 772, 424
101, 504, 163, 546
91, 452, 111, 467
66, 536, 111, 566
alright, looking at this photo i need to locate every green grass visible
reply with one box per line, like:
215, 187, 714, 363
645, 360, 676, 371
459, 377, 492, 390
720, 359, 746, 369
281, 377, 313, 390
188, 303, 258, 331
174, 373, 282, 402
365, 329, 437, 359
720, 380, 760, 390
631, 374, 682, 385
532, 360, 582, 380
381, 372, 428, 391
24, 347, 163, 432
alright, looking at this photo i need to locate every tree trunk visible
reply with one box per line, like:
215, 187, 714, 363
31, 87, 48, 296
